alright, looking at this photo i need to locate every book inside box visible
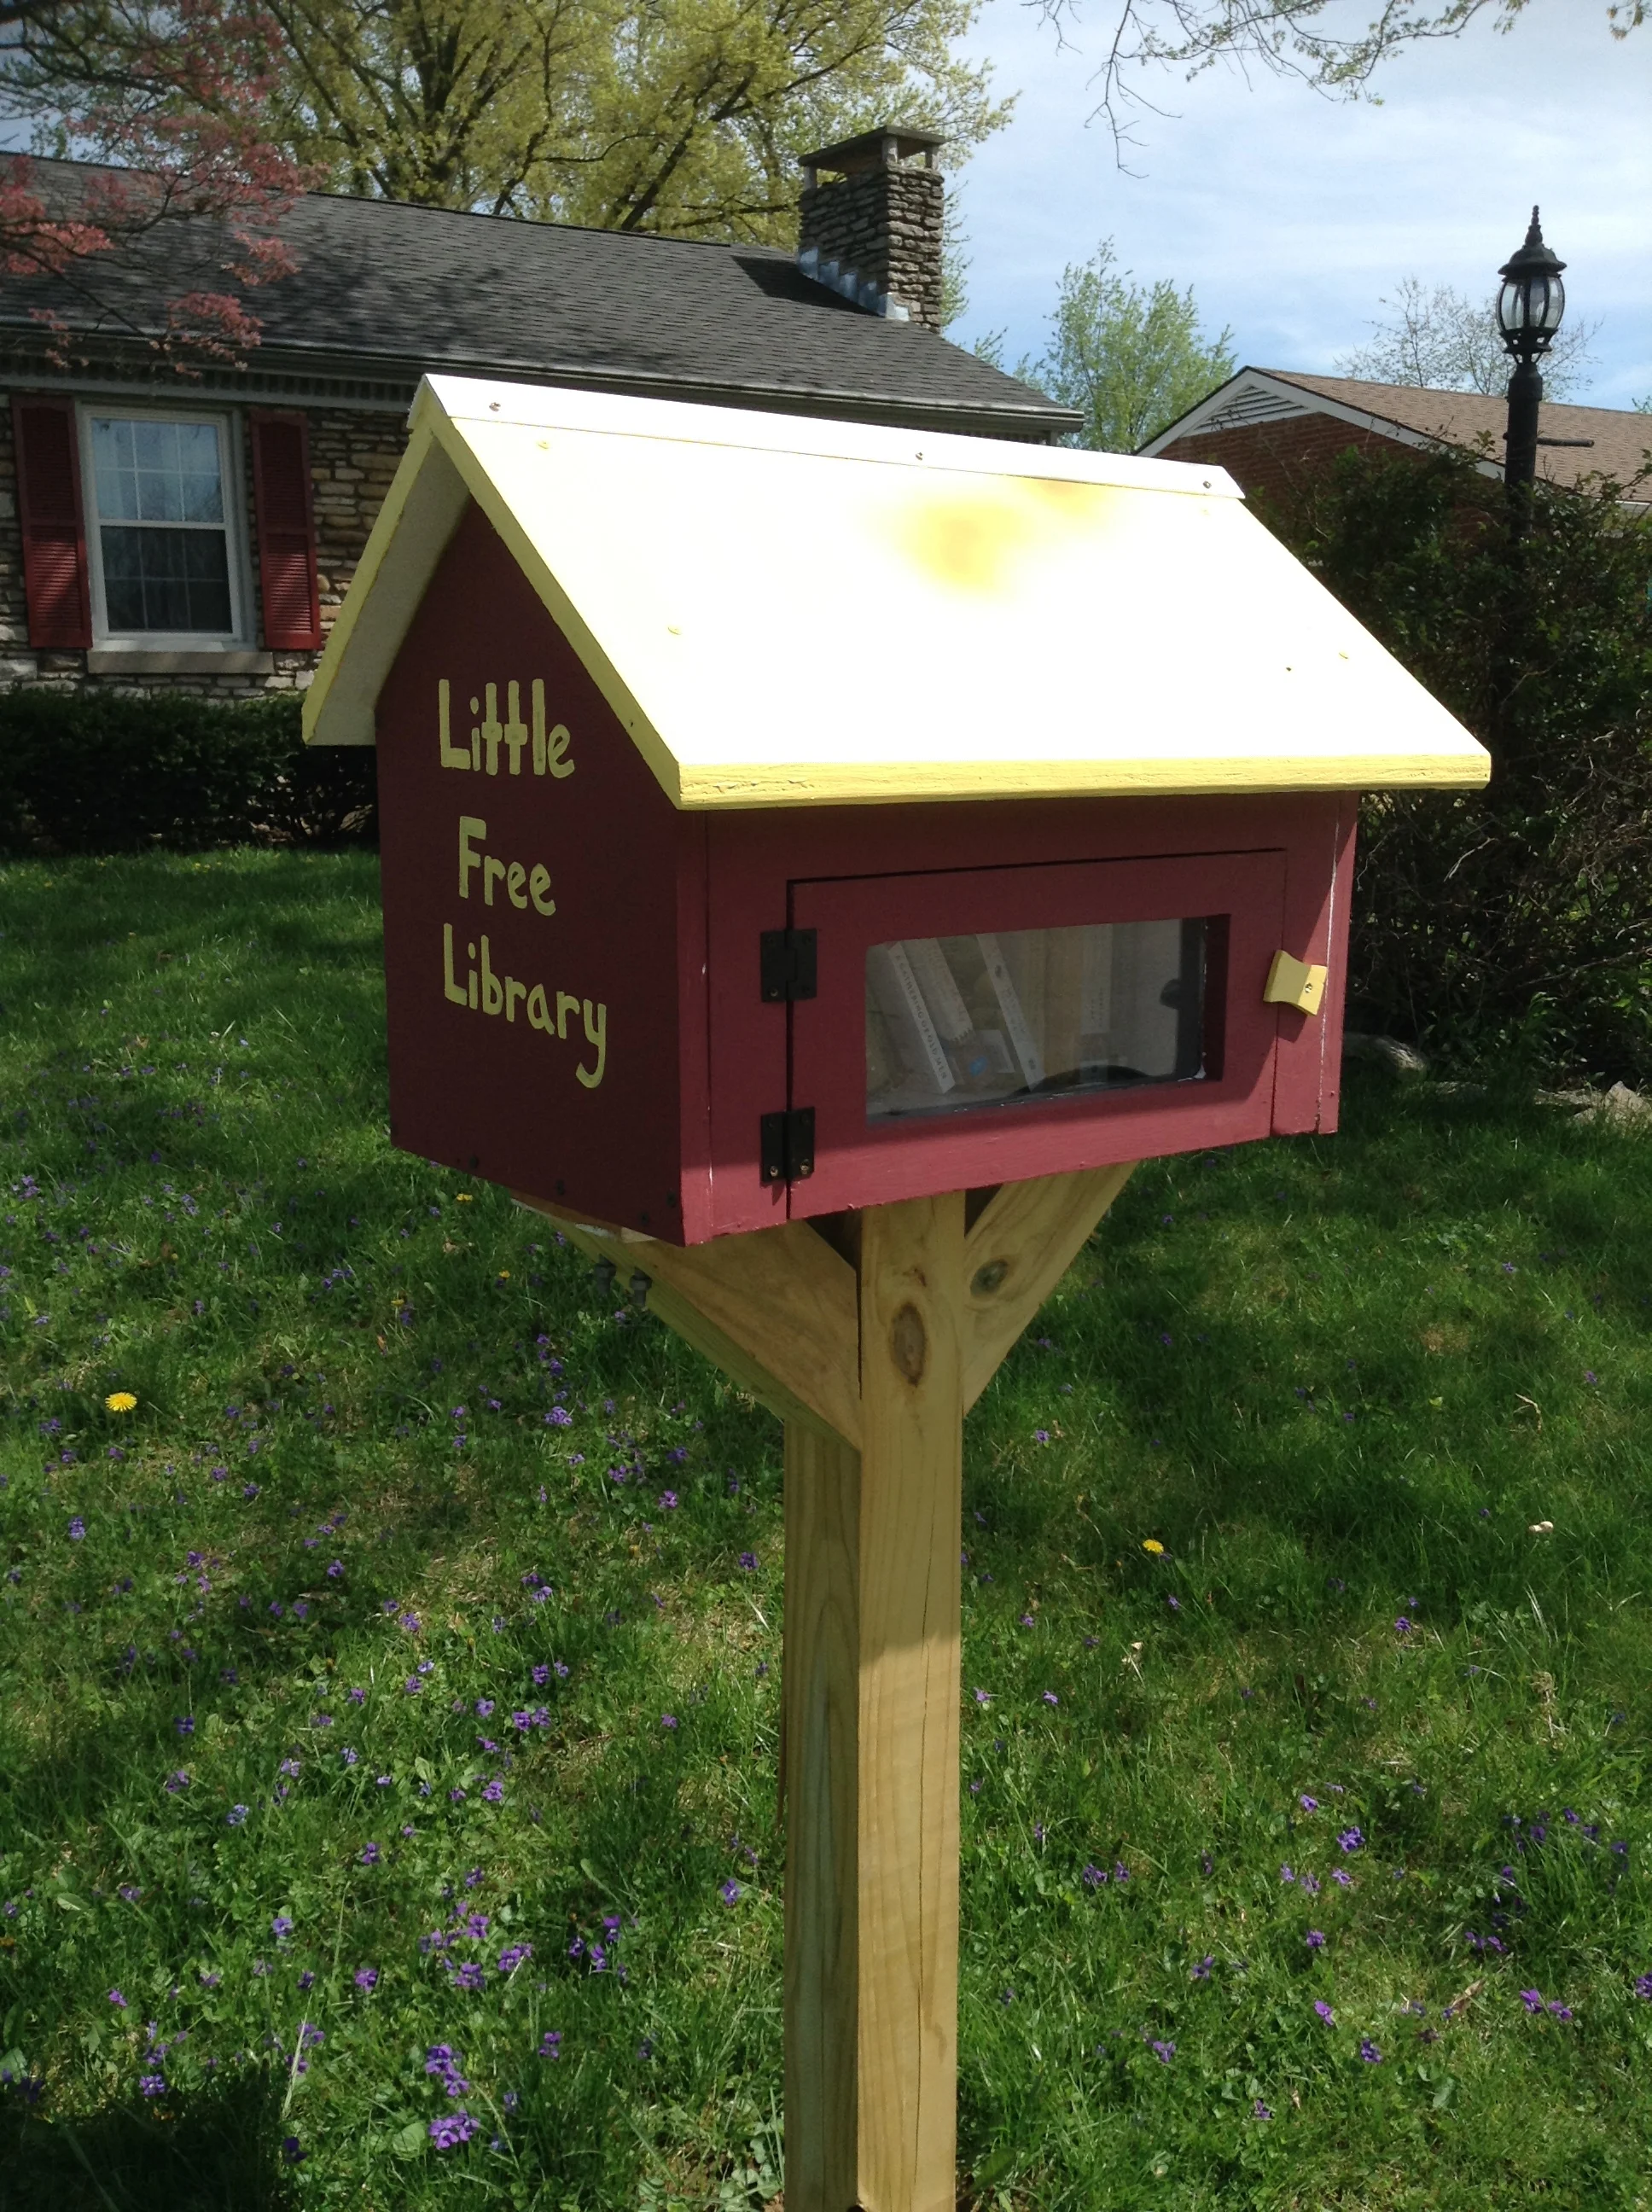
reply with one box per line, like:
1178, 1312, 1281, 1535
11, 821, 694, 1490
865, 919, 1207, 1122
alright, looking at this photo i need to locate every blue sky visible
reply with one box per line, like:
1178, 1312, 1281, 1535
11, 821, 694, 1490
949, 0, 1651, 408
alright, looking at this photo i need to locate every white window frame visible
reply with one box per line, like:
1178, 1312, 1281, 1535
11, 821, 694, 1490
78, 404, 253, 649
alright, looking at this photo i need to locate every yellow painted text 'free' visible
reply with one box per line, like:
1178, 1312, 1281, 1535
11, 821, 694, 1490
457, 817, 556, 914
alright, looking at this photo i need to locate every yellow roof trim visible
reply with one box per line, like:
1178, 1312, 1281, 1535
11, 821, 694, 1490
301, 417, 464, 748
419, 404, 686, 806
672, 753, 1492, 808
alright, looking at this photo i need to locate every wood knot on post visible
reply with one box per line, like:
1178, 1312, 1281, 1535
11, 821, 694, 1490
890, 1301, 928, 1385
970, 1258, 1009, 1298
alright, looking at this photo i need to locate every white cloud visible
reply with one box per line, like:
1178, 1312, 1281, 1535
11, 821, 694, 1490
951, 0, 1652, 408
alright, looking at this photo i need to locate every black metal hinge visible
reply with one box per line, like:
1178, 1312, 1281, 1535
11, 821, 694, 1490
760, 1107, 816, 1185
759, 928, 817, 1003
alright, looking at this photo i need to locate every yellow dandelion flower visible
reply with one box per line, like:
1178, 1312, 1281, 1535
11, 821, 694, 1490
1141, 1538, 1164, 1556
497, 1270, 510, 1281
106, 1391, 137, 1413
455, 1193, 474, 1204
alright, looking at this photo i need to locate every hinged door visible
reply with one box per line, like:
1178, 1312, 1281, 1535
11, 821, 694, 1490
788, 851, 1288, 1216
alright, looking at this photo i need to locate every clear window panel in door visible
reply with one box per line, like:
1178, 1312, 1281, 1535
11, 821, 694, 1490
866, 919, 1206, 1122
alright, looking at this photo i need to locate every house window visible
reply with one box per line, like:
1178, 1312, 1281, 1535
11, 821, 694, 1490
84, 412, 243, 640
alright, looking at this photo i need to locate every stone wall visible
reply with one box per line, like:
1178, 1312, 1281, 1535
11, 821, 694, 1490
799, 166, 945, 332
308, 407, 408, 659
0, 393, 410, 696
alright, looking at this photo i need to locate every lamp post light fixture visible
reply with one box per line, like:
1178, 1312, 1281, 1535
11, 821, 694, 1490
1496, 207, 1566, 498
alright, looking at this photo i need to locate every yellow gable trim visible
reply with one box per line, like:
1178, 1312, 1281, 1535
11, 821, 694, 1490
302, 419, 468, 750
422, 412, 686, 806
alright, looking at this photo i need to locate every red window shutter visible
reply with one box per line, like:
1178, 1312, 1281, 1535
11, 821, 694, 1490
11, 394, 91, 649
250, 410, 321, 650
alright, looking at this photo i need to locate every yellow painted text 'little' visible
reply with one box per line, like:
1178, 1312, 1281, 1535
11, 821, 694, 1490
438, 678, 574, 778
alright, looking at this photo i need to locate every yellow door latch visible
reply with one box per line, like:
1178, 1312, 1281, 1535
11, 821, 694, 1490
1264, 951, 1328, 1016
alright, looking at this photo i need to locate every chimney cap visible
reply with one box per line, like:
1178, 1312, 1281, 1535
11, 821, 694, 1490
799, 126, 944, 183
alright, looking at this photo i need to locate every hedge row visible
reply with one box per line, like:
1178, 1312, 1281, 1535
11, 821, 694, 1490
0, 689, 377, 853
1261, 445, 1652, 1085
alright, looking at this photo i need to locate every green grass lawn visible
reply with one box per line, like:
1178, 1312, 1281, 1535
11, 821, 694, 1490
3, 849, 1651, 2212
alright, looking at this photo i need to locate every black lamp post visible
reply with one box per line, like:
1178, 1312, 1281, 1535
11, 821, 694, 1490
1496, 207, 1566, 498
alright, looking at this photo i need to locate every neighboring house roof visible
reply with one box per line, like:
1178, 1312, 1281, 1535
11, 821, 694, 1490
306, 375, 1489, 805
1142, 366, 1652, 492
0, 158, 1077, 439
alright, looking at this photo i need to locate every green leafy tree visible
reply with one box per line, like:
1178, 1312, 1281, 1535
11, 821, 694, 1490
1008, 240, 1234, 451
1, 0, 1009, 242
1263, 444, 1652, 1080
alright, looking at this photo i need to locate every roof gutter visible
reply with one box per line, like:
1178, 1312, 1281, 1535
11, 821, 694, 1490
0, 325, 1081, 444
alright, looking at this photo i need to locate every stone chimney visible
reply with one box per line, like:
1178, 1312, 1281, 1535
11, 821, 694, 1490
797, 127, 945, 331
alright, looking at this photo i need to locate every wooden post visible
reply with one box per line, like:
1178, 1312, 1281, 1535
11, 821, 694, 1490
785, 1193, 964, 2212
515, 1168, 1131, 2210
783, 1420, 862, 2209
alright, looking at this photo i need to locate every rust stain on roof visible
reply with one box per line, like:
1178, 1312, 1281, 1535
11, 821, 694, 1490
889, 475, 1126, 594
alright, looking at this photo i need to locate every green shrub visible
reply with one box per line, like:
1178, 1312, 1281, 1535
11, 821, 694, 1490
1262, 444, 1652, 1084
0, 688, 376, 853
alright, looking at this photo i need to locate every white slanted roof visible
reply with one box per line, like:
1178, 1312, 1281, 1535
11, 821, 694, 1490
304, 375, 1490, 807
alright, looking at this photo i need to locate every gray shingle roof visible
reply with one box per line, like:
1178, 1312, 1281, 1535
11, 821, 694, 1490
0, 159, 1076, 439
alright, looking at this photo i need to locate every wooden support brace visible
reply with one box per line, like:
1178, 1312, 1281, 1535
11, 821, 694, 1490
960, 1161, 1135, 1409
513, 1193, 861, 1445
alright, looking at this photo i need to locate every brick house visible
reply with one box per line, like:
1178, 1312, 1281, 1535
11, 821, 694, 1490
1, 130, 1074, 699
1142, 366, 1651, 508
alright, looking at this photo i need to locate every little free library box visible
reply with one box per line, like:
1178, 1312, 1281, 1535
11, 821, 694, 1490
305, 376, 1489, 2211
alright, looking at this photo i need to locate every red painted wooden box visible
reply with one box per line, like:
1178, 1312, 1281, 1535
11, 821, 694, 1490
306, 380, 1489, 1243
